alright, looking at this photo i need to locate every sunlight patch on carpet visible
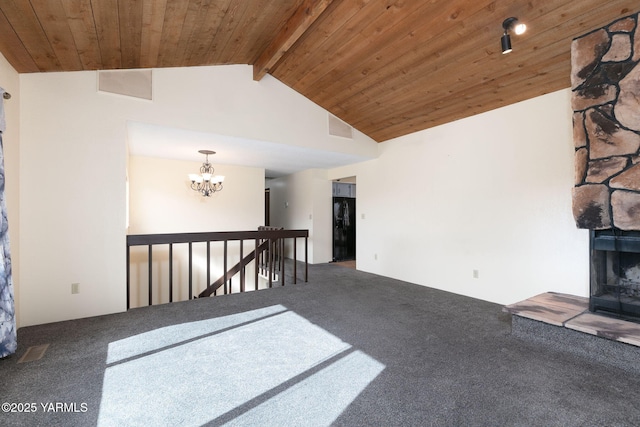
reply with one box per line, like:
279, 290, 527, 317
97, 308, 384, 427
224, 350, 385, 426
106, 305, 287, 364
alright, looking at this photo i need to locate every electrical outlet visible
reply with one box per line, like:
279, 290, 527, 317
473, 270, 479, 279
374, 253, 378, 260
71, 283, 80, 294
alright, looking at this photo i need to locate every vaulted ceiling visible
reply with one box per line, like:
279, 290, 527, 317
0, 1, 638, 142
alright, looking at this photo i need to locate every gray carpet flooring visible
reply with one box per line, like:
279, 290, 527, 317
2, 263, 640, 426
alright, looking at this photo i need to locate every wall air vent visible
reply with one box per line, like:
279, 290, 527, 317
98, 69, 152, 100
328, 114, 353, 139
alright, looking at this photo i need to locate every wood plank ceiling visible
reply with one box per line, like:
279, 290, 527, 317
0, 0, 638, 142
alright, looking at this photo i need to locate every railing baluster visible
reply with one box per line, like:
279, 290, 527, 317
148, 245, 153, 306
278, 237, 282, 272
273, 237, 277, 272
126, 245, 131, 310
188, 242, 193, 300
293, 238, 297, 284
281, 238, 285, 287
273, 239, 277, 282
255, 238, 259, 290
224, 240, 228, 294
305, 236, 308, 282
240, 240, 245, 293
207, 241, 211, 296
169, 243, 173, 303
260, 238, 264, 275
268, 239, 273, 288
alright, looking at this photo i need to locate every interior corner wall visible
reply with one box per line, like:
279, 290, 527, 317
268, 169, 332, 264
0, 53, 20, 327
330, 88, 590, 305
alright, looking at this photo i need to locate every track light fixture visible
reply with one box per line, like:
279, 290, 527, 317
501, 17, 526, 54
501, 32, 512, 54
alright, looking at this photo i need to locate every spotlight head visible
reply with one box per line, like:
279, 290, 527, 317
514, 22, 526, 35
501, 33, 512, 54
502, 17, 526, 34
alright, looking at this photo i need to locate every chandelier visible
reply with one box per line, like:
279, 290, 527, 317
188, 150, 225, 197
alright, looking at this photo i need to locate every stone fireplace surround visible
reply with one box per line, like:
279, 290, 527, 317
572, 12, 640, 230
571, 12, 640, 319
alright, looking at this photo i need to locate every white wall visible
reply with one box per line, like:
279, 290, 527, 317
268, 169, 332, 263
17, 65, 376, 326
19, 72, 128, 327
0, 54, 20, 326
138, 65, 378, 158
128, 156, 264, 234
330, 89, 590, 305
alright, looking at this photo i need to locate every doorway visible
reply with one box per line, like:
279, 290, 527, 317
332, 178, 356, 262
264, 188, 270, 226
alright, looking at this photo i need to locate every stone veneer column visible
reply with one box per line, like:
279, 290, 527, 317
572, 12, 640, 231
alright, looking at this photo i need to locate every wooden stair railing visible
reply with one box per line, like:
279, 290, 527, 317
126, 229, 309, 309
198, 239, 270, 298
257, 226, 284, 284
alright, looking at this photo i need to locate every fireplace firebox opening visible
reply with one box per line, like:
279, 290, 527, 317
590, 230, 640, 320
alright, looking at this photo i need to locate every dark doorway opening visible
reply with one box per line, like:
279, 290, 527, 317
264, 188, 270, 226
333, 180, 356, 262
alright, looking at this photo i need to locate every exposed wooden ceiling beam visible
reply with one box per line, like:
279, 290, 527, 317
252, 0, 333, 81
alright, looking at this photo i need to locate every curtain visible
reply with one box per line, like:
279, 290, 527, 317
0, 86, 16, 358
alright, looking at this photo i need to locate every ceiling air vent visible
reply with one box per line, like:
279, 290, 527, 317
328, 114, 353, 139
98, 69, 152, 100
